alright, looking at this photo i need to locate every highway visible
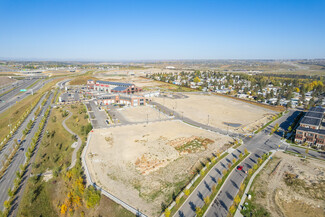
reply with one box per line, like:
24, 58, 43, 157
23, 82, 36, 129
0, 92, 53, 212
0, 79, 36, 101
0, 78, 52, 114
0, 94, 46, 169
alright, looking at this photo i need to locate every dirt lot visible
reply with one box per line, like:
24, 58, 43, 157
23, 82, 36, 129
117, 105, 170, 122
250, 152, 325, 217
0, 76, 15, 86
85, 120, 232, 216
153, 93, 275, 134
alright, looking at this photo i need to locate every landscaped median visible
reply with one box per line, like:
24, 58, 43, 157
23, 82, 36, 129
165, 151, 229, 217
164, 148, 249, 217
254, 111, 285, 134
0, 92, 46, 152
227, 152, 273, 217
0, 103, 52, 217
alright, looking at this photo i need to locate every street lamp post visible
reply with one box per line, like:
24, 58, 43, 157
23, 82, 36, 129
207, 114, 210, 126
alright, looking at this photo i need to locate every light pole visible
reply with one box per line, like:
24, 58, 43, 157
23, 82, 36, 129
207, 114, 210, 126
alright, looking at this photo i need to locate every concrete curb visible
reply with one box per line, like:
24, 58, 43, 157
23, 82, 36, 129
81, 133, 148, 217
203, 153, 251, 217
171, 150, 231, 217
234, 150, 276, 217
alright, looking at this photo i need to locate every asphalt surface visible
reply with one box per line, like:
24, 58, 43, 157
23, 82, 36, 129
0, 94, 46, 168
149, 101, 243, 138
173, 110, 325, 217
175, 148, 244, 217
0, 93, 53, 211
86, 101, 108, 128
0, 78, 52, 114
0, 79, 36, 101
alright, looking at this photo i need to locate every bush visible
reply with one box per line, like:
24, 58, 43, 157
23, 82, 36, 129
84, 186, 101, 208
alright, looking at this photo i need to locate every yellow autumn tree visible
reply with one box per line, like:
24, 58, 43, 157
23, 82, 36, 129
60, 204, 67, 215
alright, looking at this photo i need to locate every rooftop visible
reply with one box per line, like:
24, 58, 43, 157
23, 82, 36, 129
300, 116, 321, 126
96, 80, 133, 87
297, 126, 325, 135
112, 86, 128, 91
309, 107, 325, 113
305, 111, 323, 119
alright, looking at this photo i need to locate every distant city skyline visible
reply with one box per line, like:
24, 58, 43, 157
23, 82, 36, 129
0, 0, 324, 60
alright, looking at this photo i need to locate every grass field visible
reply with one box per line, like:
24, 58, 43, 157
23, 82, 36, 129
18, 102, 134, 217
32, 106, 75, 175
65, 103, 89, 141
69, 76, 96, 85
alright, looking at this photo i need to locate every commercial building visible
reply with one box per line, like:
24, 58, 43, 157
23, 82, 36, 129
295, 107, 325, 148
96, 94, 146, 107
87, 80, 142, 94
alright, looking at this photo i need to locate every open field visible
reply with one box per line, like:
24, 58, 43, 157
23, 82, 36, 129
246, 152, 325, 217
85, 120, 232, 216
0, 76, 15, 86
117, 105, 169, 122
153, 93, 276, 134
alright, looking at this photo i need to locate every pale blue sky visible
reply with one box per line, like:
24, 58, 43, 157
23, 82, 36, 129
0, 0, 324, 60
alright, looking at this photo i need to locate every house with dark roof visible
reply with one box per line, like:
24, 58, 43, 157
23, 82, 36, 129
87, 80, 142, 94
295, 107, 325, 148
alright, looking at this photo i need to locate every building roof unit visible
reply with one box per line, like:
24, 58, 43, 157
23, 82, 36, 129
300, 116, 321, 126
309, 107, 325, 113
96, 80, 133, 87
305, 111, 323, 119
112, 86, 128, 91
296, 126, 325, 135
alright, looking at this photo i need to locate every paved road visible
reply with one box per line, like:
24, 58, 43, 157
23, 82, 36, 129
205, 110, 324, 216
149, 101, 243, 138
0, 79, 36, 101
0, 94, 46, 168
0, 78, 52, 114
0, 80, 20, 94
172, 109, 324, 217
61, 110, 82, 169
175, 148, 244, 217
0, 93, 53, 211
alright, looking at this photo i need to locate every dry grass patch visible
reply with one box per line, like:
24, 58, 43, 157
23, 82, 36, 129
86, 120, 232, 216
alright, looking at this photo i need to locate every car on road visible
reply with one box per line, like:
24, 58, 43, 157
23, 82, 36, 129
237, 165, 243, 171
20, 148, 24, 151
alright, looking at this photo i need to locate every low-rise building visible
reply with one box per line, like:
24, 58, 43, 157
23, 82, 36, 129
295, 107, 325, 148
96, 94, 146, 107
87, 80, 142, 94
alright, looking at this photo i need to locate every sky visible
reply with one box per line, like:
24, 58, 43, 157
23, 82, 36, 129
0, 0, 324, 60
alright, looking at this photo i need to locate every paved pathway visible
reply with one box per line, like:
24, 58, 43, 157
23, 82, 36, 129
61, 110, 82, 169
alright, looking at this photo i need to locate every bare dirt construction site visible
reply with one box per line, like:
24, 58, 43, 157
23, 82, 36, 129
153, 93, 276, 134
85, 120, 232, 216
117, 105, 170, 123
250, 152, 325, 217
